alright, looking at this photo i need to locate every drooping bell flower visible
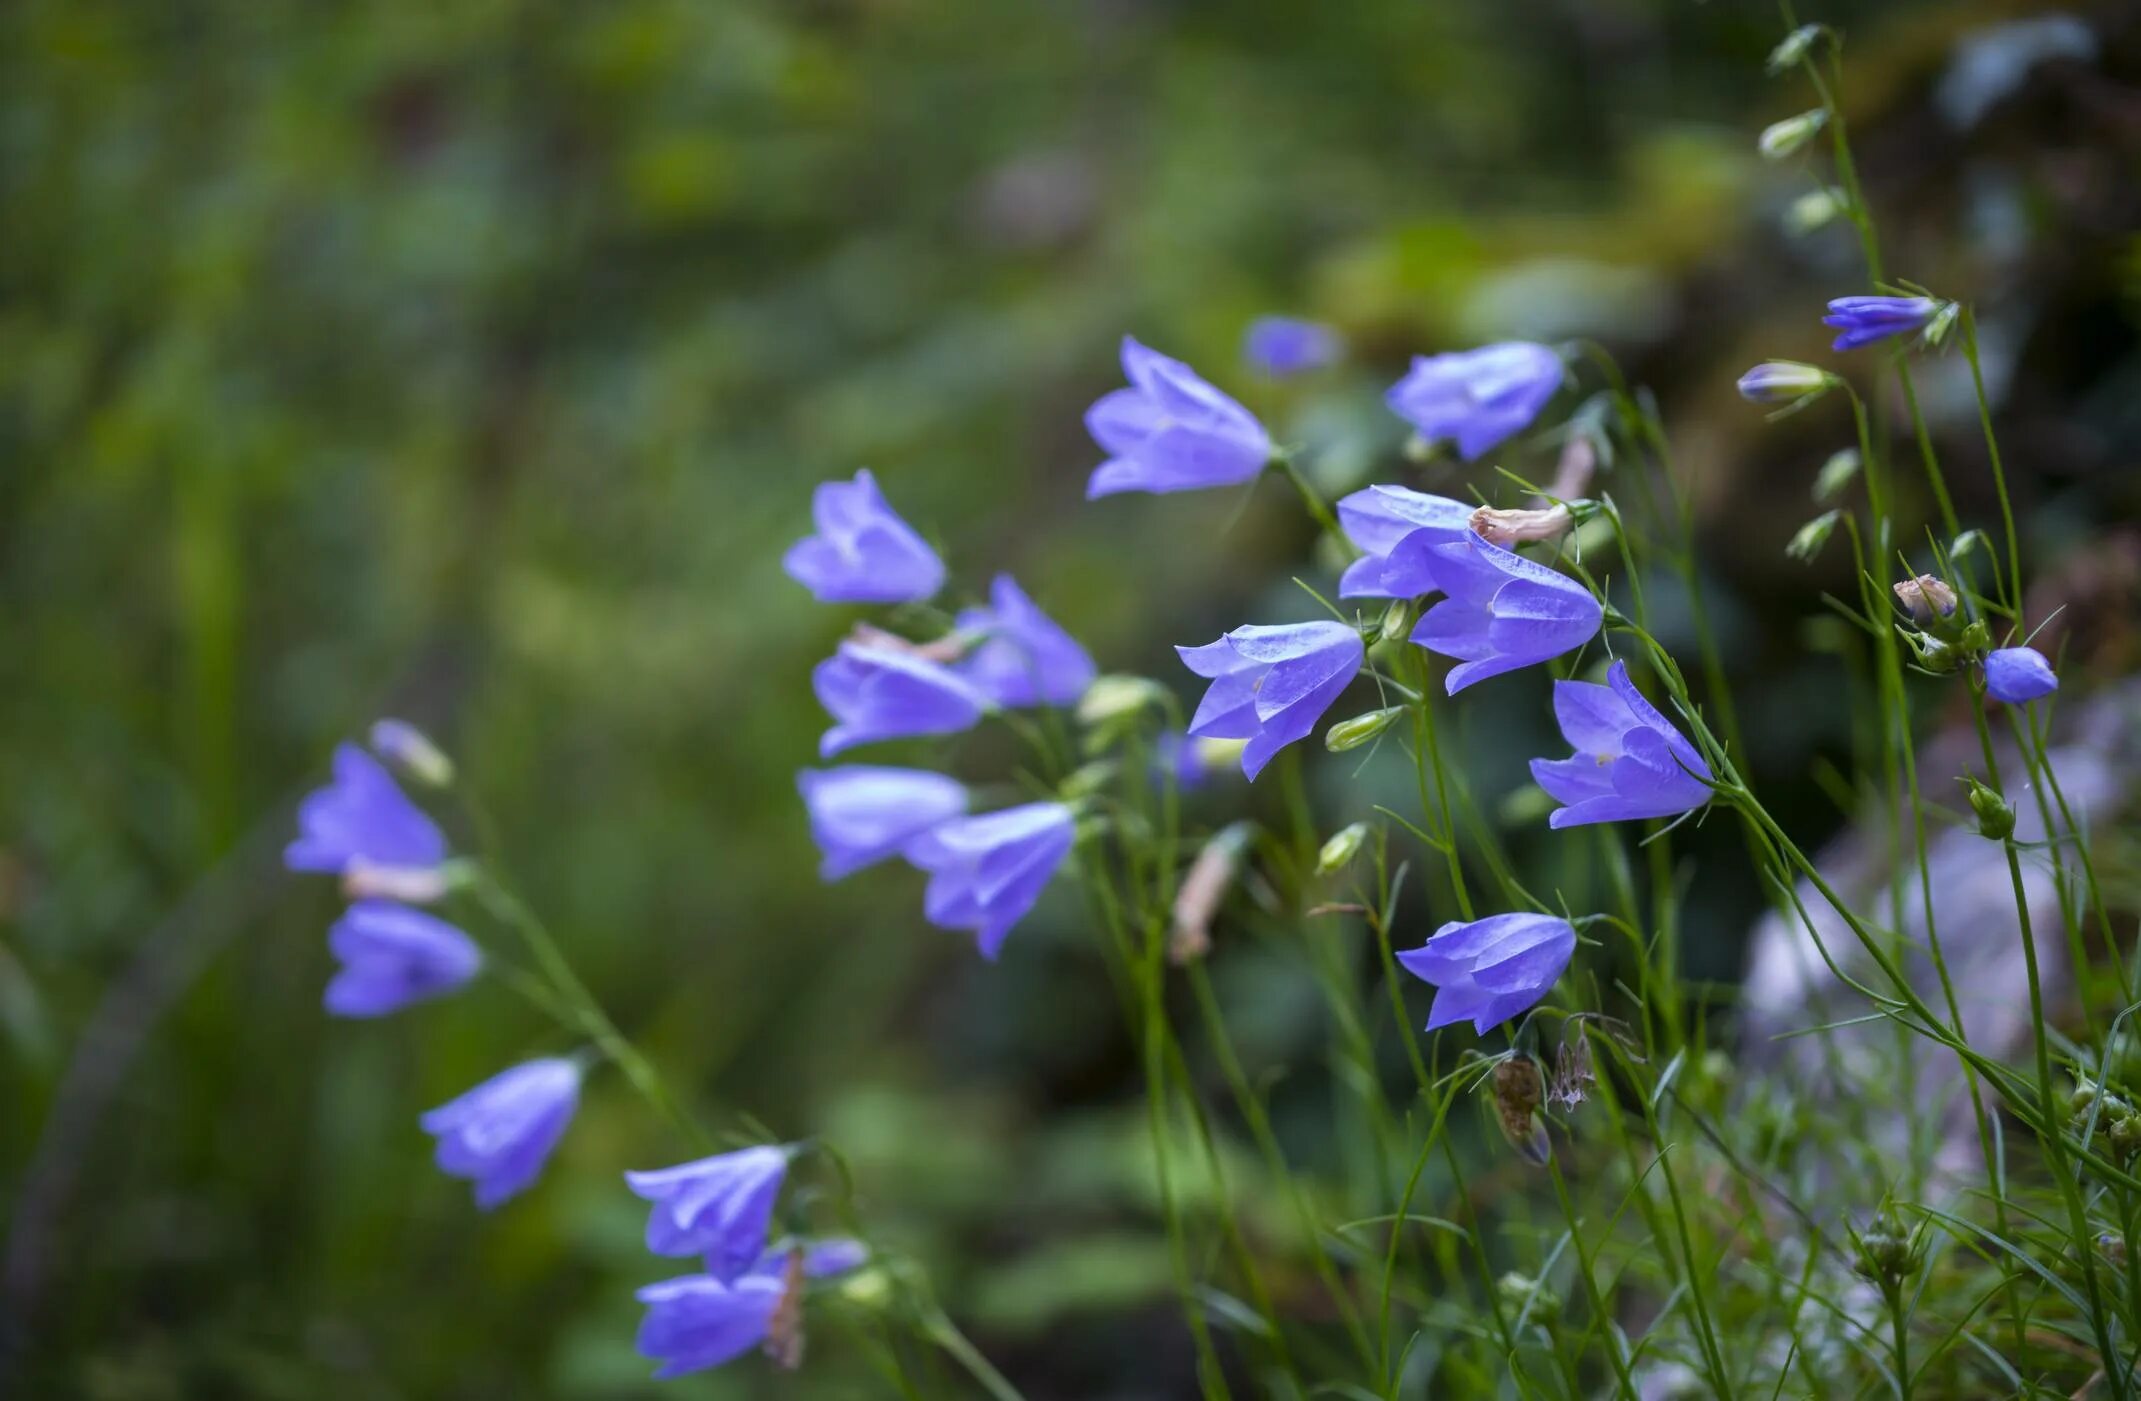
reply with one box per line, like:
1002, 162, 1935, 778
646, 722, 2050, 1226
953, 574, 1097, 708
1982, 646, 2058, 704
796, 766, 968, 880
285, 743, 448, 876
1085, 337, 1273, 499
1177, 621, 1365, 780
1385, 342, 1563, 461
1398, 913, 1577, 1034
624, 1144, 793, 1280
634, 1241, 866, 1379
1335, 485, 1475, 599
1530, 661, 1712, 828
1411, 532, 1601, 693
1242, 316, 1343, 377
324, 900, 482, 1018
1822, 296, 1942, 352
420, 1057, 582, 1210
812, 643, 989, 757
904, 802, 1076, 958
781, 469, 945, 604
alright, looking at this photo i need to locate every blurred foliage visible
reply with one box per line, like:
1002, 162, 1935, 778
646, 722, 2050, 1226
3, 0, 2138, 1396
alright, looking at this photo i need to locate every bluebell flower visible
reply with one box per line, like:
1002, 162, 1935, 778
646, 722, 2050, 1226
324, 900, 481, 1018
813, 642, 990, 757
1530, 661, 1712, 828
1822, 296, 1941, 351
1385, 343, 1563, 461
1178, 622, 1365, 780
420, 1058, 582, 1210
905, 802, 1076, 958
285, 743, 448, 875
1335, 485, 1475, 599
1983, 646, 2058, 704
634, 1242, 866, 1379
1411, 532, 1602, 693
797, 766, 968, 880
1085, 337, 1273, 499
1243, 316, 1344, 376
625, 1144, 792, 1279
782, 469, 946, 604
1398, 913, 1576, 1034
954, 574, 1097, 708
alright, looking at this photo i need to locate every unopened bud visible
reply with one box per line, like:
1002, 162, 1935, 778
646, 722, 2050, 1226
1854, 1215, 1923, 1287
1785, 510, 1843, 564
1758, 109, 1827, 160
1471, 503, 1572, 548
1315, 822, 1371, 876
1892, 574, 1958, 625
1785, 187, 1846, 236
1376, 599, 1415, 646
1326, 707, 1404, 754
1496, 1271, 1562, 1317
371, 719, 454, 788
1964, 777, 2015, 841
1812, 447, 1861, 503
1766, 24, 1824, 74
1075, 675, 1167, 727
1737, 361, 1835, 406
1900, 629, 1961, 674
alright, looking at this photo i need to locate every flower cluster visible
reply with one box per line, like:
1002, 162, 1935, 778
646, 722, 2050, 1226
285, 729, 587, 1211
626, 1146, 867, 1376
287, 728, 869, 1381
791, 469, 1087, 957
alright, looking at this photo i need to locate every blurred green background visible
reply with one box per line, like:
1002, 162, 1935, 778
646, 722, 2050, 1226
5, 0, 2137, 1395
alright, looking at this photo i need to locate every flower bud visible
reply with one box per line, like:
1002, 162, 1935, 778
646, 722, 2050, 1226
1315, 822, 1371, 876
1784, 187, 1846, 236
1892, 574, 1958, 625
1470, 503, 1572, 548
1900, 629, 1962, 674
1964, 777, 2015, 841
1758, 109, 1827, 160
1375, 599, 1415, 646
370, 719, 454, 788
1766, 23, 1824, 73
1736, 361, 1835, 406
1075, 675, 1167, 727
1496, 1271, 1562, 1317
1853, 1215, 1923, 1287
1325, 707, 1404, 753
1812, 447, 1861, 503
1785, 510, 1843, 564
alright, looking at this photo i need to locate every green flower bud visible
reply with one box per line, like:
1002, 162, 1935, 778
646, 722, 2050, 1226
1785, 186, 1846, 236
1315, 822, 1371, 876
1812, 447, 1861, 503
1325, 707, 1404, 753
1853, 1215, 1924, 1287
1785, 509, 1843, 564
1377, 599, 1415, 646
1766, 23, 1824, 73
1759, 109, 1827, 160
1075, 675, 1167, 727
1964, 777, 2015, 841
1496, 1271, 1562, 1318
